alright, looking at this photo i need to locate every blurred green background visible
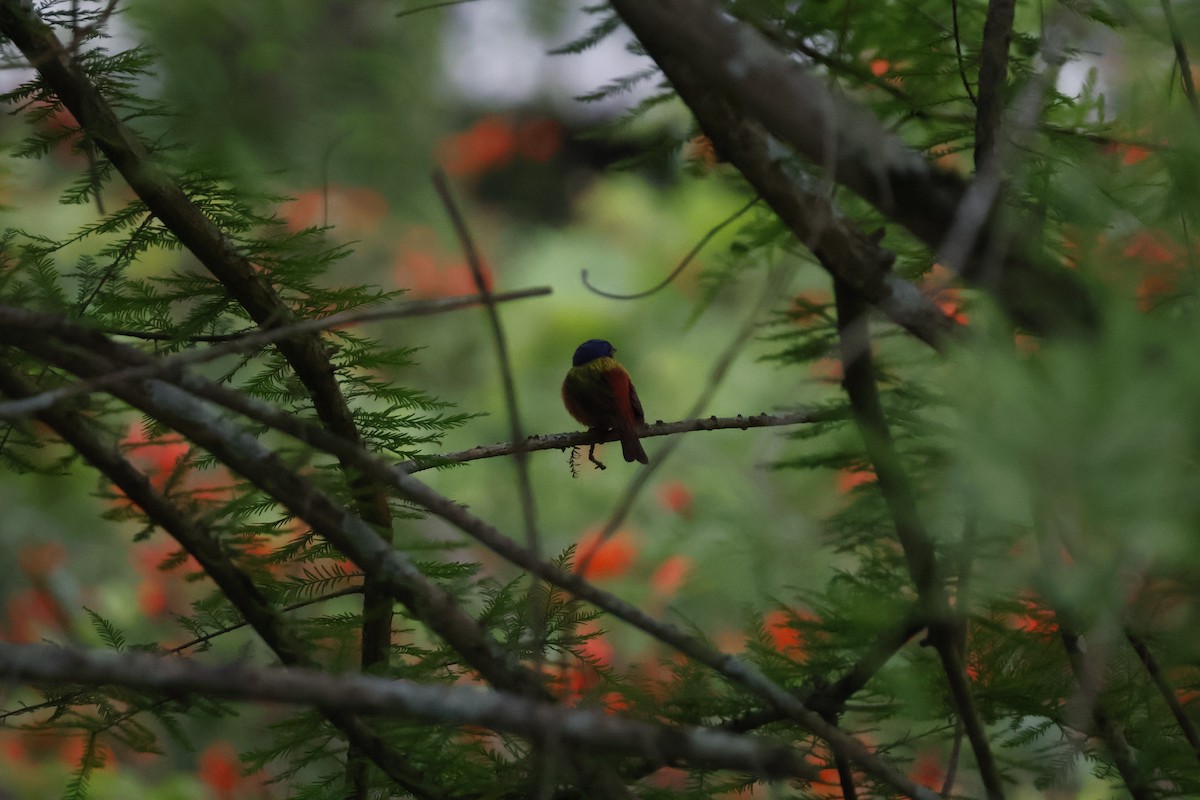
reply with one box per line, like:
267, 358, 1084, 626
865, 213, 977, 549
0, 2, 839, 795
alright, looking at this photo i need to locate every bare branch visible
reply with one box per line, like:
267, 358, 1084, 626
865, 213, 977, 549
0, 642, 818, 782
643, 45, 956, 351
0, 289, 550, 421
607, 0, 1097, 335
432, 170, 540, 558
974, 0, 1017, 169
951, 0, 979, 106
1125, 631, 1200, 763
404, 411, 830, 473
97, 288, 551, 343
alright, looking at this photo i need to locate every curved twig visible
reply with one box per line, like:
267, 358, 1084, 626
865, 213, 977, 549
582, 195, 760, 300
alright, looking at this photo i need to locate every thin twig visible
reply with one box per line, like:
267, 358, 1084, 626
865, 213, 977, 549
1160, 0, 1200, 119
401, 411, 829, 473
582, 196, 761, 300
432, 170, 540, 561
395, 0, 481, 20
1032, 508, 1155, 800
0, 289, 549, 420
432, 165, 551, 798
951, 0, 979, 105
942, 513, 978, 795
1125, 630, 1200, 763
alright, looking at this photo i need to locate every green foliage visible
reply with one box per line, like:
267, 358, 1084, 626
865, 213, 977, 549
4, 0, 1200, 798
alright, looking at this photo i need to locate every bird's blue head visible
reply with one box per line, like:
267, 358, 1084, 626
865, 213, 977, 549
572, 338, 616, 367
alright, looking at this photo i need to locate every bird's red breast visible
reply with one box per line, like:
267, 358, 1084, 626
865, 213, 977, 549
561, 355, 647, 464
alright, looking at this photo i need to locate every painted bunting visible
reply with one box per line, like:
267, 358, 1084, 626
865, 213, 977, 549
561, 339, 649, 465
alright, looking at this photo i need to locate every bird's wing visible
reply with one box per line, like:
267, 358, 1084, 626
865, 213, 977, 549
627, 381, 645, 426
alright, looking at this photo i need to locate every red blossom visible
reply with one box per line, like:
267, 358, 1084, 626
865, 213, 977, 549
122, 423, 188, 490
909, 750, 943, 789
837, 467, 876, 494
1123, 230, 1180, 265
763, 608, 817, 658
1103, 137, 1151, 166
198, 741, 242, 798
650, 555, 692, 597
1009, 596, 1058, 637
601, 691, 630, 714
575, 529, 638, 581
435, 115, 517, 177
921, 264, 969, 325
4, 588, 65, 643
391, 226, 494, 299
655, 480, 694, 516
789, 290, 831, 325
137, 579, 169, 617
18, 541, 66, 578
59, 735, 113, 771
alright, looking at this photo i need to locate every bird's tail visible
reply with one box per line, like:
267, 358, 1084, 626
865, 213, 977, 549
619, 428, 648, 464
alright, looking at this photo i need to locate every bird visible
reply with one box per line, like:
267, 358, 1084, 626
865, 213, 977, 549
561, 339, 648, 466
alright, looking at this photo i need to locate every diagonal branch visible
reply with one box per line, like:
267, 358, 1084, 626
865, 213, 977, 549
0, 12, 400, 790
0, 315, 937, 800
0, 360, 448, 800
1125, 630, 1200, 763
0, 289, 549, 422
432, 170, 540, 557
647, 47, 955, 351
607, 0, 1097, 336
7, 334, 547, 699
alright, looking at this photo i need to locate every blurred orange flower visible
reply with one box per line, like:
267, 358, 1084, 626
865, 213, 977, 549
655, 480, 694, 517
650, 555, 692, 597
575, 529, 638, 581
436, 115, 517, 177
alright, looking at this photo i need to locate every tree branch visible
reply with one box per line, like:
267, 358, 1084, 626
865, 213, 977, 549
974, 0, 1017, 169
432, 170, 540, 558
646, 47, 956, 351
0, 360, 447, 800
403, 411, 827, 472
832, 281, 1004, 800
607, 0, 1097, 335
0, 316, 937, 800
0, 642, 817, 782
0, 290, 549, 422
1125, 630, 1200, 763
